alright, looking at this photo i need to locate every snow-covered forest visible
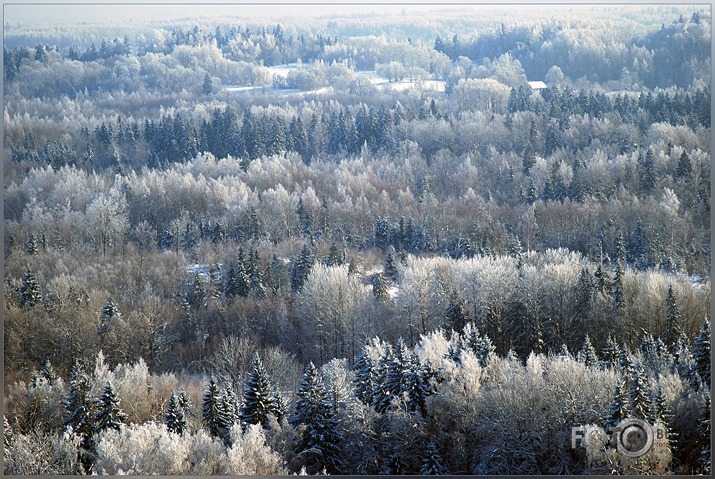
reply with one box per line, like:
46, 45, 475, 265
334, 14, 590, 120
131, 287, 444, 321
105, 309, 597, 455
3, 4, 711, 475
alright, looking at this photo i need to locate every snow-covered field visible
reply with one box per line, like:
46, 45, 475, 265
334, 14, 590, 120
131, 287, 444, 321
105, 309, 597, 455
225, 63, 445, 96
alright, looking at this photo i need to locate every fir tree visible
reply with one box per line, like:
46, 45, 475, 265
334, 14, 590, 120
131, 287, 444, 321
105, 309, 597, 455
383, 250, 399, 281
17, 267, 42, 307
612, 261, 626, 311
202, 377, 231, 440
661, 285, 682, 351
165, 392, 188, 435
188, 272, 207, 308
600, 336, 620, 369
675, 150, 692, 180
240, 353, 285, 428
353, 345, 376, 405
629, 366, 651, 420
371, 272, 389, 302
290, 244, 315, 291
420, 440, 448, 475
202, 72, 213, 95
64, 361, 96, 472
692, 318, 711, 387
696, 393, 711, 475
291, 363, 342, 474
577, 335, 599, 367
207, 264, 222, 301
94, 382, 128, 433
603, 380, 629, 429
25, 233, 38, 255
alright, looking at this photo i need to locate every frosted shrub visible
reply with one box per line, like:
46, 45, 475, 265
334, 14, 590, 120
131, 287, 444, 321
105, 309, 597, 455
93, 422, 188, 474
4, 429, 80, 475
226, 424, 287, 475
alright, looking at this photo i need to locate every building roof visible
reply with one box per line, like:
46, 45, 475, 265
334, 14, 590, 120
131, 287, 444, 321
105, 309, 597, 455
528, 81, 548, 90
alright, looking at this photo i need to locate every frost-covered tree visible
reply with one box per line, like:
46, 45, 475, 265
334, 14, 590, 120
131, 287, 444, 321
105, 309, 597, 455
692, 318, 711, 387
240, 353, 285, 428
17, 267, 42, 307
603, 380, 628, 429
696, 393, 711, 475
290, 362, 342, 474
98, 296, 121, 337
577, 335, 599, 367
63, 362, 96, 472
629, 366, 651, 420
420, 440, 448, 475
165, 391, 189, 435
25, 233, 38, 255
94, 382, 127, 433
353, 344, 376, 405
371, 272, 389, 302
661, 285, 682, 351
202, 377, 231, 441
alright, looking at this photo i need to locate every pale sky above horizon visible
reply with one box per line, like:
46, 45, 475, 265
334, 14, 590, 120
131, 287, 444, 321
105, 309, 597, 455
4, 2, 467, 26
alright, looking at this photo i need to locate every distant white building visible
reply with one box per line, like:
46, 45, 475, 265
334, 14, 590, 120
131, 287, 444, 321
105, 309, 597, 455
528, 81, 548, 90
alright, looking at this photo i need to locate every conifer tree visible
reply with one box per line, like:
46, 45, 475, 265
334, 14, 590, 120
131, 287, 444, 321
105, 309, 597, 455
240, 353, 285, 428
94, 382, 128, 433
577, 335, 599, 367
696, 393, 711, 475
64, 362, 96, 472
371, 272, 388, 303
693, 318, 711, 387
420, 440, 448, 475
165, 392, 188, 435
612, 261, 626, 311
291, 363, 342, 474
629, 366, 651, 420
445, 289, 468, 332
603, 380, 629, 429
290, 244, 314, 291
383, 250, 399, 281
17, 267, 42, 307
25, 233, 38, 255
203, 377, 230, 440
601, 336, 620, 369
661, 285, 682, 351
353, 345, 376, 405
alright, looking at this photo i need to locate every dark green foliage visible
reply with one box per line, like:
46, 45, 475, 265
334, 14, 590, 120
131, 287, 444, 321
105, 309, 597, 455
202, 72, 213, 95
202, 377, 231, 440
603, 380, 628, 429
371, 272, 388, 302
291, 362, 342, 474
629, 366, 651, 420
445, 289, 468, 332
353, 345, 376, 405
64, 362, 96, 472
383, 250, 399, 281
17, 268, 42, 307
692, 318, 711, 387
25, 234, 38, 256
661, 285, 682, 351
240, 354, 285, 428
577, 335, 599, 367
94, 383, 128, 433
165, 391, 188, 435
420, 441, 448, 475
290, 244, 315, 291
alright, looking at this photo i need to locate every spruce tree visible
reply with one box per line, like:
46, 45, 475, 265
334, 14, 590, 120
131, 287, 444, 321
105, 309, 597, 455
64, 362, 96, 472
290, 244, 314, 291
612, 261, 625, 311
629, 366, 651, 420
240, 353, 285, 428
445, 289, 468, 332
420, 440, 448, 475
661, 285, 682, 351
25, 233, 38, 255
371, 272, 388, 303
577, 335, 599, 367
383, 250, 399, 281
202, 377, 230, 440
696, 393, 711, 475
693, 318, 711, 387
603, 380, 629, 429
353, 345, 376, 405
600, 335, 620, 369
165, 392, 188, 435
17, 267, 42, 307
291, 363, 342, 474
675, 150, 692, 180
94, 382, 128, 433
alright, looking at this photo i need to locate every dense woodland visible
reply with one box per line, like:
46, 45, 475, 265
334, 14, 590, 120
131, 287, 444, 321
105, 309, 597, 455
3, 5, 712, 475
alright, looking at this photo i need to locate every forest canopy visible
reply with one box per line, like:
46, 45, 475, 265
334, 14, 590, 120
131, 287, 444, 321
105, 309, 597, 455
3, 4, 711, 476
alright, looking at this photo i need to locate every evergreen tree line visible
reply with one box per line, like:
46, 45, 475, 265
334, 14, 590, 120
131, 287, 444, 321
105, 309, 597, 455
4, 319, 711, 474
